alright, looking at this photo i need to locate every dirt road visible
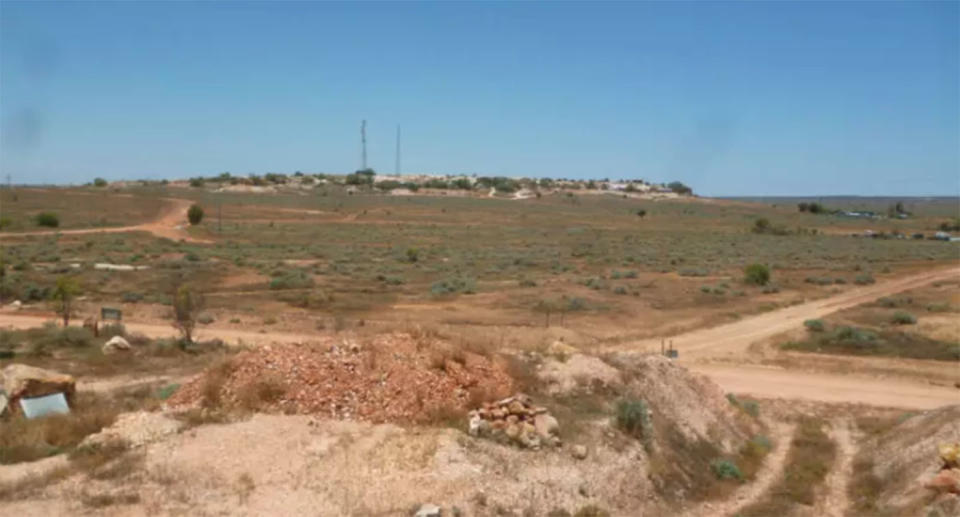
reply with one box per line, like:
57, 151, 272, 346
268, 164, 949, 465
689, 363, 957, 409
615, 266, 960, 359
1, 267, 957, 409
0, 198, 209, 243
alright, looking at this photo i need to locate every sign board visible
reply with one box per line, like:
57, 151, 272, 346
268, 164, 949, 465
101, 307, 122, 321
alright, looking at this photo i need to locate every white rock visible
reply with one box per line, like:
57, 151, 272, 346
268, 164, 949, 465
102, 336, 132, 354
414, 503, 442, 517
571, 444, 588, 460
533, 413, 559, 439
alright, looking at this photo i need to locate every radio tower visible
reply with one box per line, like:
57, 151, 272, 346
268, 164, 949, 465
360, 120, 367, 170
395, 125, 401, 176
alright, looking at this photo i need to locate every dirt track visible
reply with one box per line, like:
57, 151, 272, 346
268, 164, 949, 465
0, 267, 957, 409
0, 198, 209, 243
614, 266, 960, 359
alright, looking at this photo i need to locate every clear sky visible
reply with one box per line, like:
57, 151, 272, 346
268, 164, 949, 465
1, 1, 957, 196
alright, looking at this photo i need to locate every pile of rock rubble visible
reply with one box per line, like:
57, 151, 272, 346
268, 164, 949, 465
467, 393, 560, 450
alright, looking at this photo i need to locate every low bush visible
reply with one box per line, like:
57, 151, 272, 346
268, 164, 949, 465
743, 264, 770, 286
120, 291, 143, 303
890, 311, 916, 325
853, 273, 875, 285
615, 398, 653, 447
35, 212, 60, 228
269, 270, 315, 290
187, 204, 204, 225
430, 277, 475, 296
710, 459, 743, 481
803, 319, 825, 332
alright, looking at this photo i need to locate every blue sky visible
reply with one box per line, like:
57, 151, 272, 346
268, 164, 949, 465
1, 1, 957, 196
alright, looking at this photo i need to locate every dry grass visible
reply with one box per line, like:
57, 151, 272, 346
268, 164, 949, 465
80, 490, 142, 508
737, 417, 836, 516
235, 373, 286, 411
0, 392, 119, 465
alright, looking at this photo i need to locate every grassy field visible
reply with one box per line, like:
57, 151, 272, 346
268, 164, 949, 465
1, 186, 957, 347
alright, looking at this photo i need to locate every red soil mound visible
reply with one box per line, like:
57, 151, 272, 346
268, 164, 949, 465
168, 332, 514, 423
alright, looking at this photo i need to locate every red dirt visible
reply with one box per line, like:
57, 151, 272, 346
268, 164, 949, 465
167, 332, 514, 423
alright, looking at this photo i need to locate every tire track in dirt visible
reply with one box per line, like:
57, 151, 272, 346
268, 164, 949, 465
0, 198, 210, 243
680, 421, 795, 517
818, 419, 855, 517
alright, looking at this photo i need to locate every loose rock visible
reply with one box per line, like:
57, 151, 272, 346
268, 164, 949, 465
467, 393, 560, 449
571, 444, 589, 460
102, 335, 132, 354
414, 503, 442, 517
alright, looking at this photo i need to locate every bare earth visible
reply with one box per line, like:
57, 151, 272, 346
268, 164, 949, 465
1, 267, 958, 410
0, 198, 208, 243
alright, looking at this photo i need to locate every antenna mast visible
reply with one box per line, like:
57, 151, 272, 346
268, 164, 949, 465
395, 125, 401, 176
360, 120, 367, 170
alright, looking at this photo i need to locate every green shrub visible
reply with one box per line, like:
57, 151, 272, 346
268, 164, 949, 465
853, 273, 875, 285
615, 398, 652, 443
186, 204, 204, 225
0, 216, 13, 229
405, 247, 419, 263
430, 277, 475, 296
121, 292, 144, 303
926, 302, 951, 313
35, 212, 59, 228
803, 319, 825, 332
710, 459, 743, 481
890, 311, 916, 325
93, 177, 108, 187
744, 263, 770, 286
156, 384, 180, 400
726, 393, 760, 418
269, 270, 315, 290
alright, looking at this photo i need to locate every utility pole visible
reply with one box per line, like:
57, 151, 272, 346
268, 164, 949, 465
360, 120, 367, 171
395, 125, 401, 176
218, 200, 222, 234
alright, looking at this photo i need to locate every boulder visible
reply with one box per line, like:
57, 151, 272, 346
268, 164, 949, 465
9, 300, 22, 311
1, 364, 76, 410
102, 335, 132, 354
571, 444, 589, 460
414, 503, 442, 517
534, 413, 559, 439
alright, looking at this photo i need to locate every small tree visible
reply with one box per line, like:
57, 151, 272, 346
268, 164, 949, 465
172, 284, 204, 345
35, 212, 59, 228
51, 276, 81, 326
744, 263, 771, 286
636, 209, 647, 218
93, 177, 108, 187
187, 204, 204, 225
